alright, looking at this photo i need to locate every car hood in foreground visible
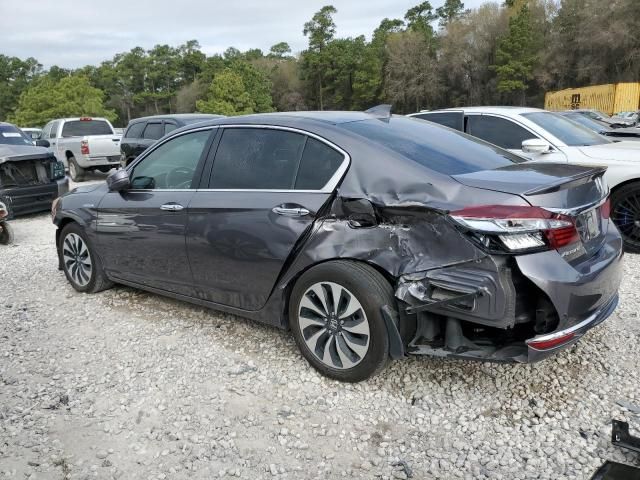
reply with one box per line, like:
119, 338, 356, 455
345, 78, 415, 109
0, 144, 54, 163
578, 141, 640, 161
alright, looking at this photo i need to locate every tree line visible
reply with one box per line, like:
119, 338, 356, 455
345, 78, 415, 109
1, 0, 638, 127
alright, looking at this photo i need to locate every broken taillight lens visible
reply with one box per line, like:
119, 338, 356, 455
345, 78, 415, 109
527, 331, 575, 350
449, 205, 579, 254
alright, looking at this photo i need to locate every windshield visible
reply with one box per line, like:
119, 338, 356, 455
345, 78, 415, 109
562, 113, 612, 133
61, 119, 113, 137
0, 124, 34, 146
342, 116, 524, 176
522, 112, 609, 146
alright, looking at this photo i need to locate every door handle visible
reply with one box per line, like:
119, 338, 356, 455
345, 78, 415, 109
272, 205, 310, 217
160, 203, 184, 211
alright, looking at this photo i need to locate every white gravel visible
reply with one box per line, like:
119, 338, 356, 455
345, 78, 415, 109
1, 191, 639, 479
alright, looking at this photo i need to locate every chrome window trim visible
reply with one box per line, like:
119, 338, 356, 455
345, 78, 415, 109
211, 124, 350, 194
124, 124, 350, 195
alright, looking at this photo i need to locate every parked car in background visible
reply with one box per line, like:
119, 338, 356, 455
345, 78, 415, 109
42, 117, 121, 181
20, 127, 43, 140
410, 107, 640, 252
571, 109, 634, 128
0, 122, 68, 217
53, 111, 621, 381
560, 111, 640, 141
120, 114, 224, 166
113, 127, 124, 136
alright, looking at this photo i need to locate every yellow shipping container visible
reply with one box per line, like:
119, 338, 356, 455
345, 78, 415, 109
544, 82, 640, 115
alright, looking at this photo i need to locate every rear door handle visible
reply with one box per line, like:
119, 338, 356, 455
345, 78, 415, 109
160, 203, 184, 211
272, 205, 310, 217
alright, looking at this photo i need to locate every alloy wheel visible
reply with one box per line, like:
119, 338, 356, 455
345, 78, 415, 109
612, 194, 640, 246
62, 233, 92, 287
297, 281, 370, 370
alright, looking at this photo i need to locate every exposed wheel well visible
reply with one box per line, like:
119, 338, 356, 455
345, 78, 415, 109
280, 258, 397, 329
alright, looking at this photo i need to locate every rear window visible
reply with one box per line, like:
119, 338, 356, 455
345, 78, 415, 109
61, 120, 113, 137
0, 124, 33, 146
341, 116, 524, 176
125, 122, 145, 138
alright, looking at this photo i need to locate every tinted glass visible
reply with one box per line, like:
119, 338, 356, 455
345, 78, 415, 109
130, 130, 210, 189
210, 128, 306, 189
143, 123, 164, 140
414, 112, 464, 131
49, 121, 59, 138
522, 112, 608, 146
61, 120, 113, 136
125, 122, 145, 138
342, 117, 523, 176
0, 124, 33, 146
164, 123, 178, 135
467, 115, 537, 149
295, 138, 343, 190
562, 113, 611, 133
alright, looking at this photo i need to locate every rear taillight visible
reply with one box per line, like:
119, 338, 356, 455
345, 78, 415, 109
527, 331, 575, 350
449, 205, 579, 254
80, 140, 90, 155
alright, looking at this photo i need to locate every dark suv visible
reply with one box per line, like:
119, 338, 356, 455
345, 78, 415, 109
120, 114, 224, 166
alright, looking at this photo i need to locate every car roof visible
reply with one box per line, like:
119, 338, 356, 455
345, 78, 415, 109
413, 106, 546, 115
129, 113, 225, 124
178, 111, 380, 129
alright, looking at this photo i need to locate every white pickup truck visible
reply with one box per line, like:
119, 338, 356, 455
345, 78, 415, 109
41, 117, 122, 181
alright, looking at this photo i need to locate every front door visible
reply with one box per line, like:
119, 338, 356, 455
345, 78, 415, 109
97, 128, 215, 295
186, 126, 347, 311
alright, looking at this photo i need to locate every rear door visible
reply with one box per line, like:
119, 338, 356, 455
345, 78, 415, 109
186, 126, 348, 311
97, 127, 215, 295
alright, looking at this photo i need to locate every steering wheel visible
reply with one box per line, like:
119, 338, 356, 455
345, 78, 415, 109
166, 167, 194, 189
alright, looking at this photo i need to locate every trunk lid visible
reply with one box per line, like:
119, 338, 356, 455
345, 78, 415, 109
87, 135, 121, 157
452, 162, 609, 258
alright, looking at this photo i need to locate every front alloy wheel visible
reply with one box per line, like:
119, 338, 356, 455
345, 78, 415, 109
298, 281, 371, 370
62, 232, 92, 286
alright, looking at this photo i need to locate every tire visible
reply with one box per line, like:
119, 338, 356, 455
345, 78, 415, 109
59, 223, 113, 293
289, 260, 395, 382
611, 182, 640, 253
68, 157, 85, 182
0, 221, 14, 245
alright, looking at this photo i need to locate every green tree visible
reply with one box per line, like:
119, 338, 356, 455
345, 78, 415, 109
0, 55, 42, 122
196, 63, 273, 116
492, 2, 538, 104
268, 42, 292, 59
10, 75, 116, 126
404, 2, 437, 36
436, 0, 465, 27
301, 5, 338, 109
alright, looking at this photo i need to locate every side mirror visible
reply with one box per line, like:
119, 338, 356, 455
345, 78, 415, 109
35, 139, 50, 148
106, 169, 130, 191
522, 138, 552, 154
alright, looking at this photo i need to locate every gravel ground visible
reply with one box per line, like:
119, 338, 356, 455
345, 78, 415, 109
1, 183, 639, 479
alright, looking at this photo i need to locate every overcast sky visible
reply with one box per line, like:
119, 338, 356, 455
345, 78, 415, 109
0, 0, 486, 69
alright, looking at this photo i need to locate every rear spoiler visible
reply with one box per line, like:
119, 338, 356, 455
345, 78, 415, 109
524, 166, 607, 196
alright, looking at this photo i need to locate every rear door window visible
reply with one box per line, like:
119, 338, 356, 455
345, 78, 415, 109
125, 122, 145, 139
466, 115, 538, 149
295, 137, 344, 190
61, 119, 113, 137
143, 122, 164, 140
209, 128, 306, 189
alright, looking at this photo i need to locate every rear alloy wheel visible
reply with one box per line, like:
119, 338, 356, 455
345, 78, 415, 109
59, 223, 113, 293
611, 182, 640, 253
289, 261, 394, 382
68, 157, 85, 182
